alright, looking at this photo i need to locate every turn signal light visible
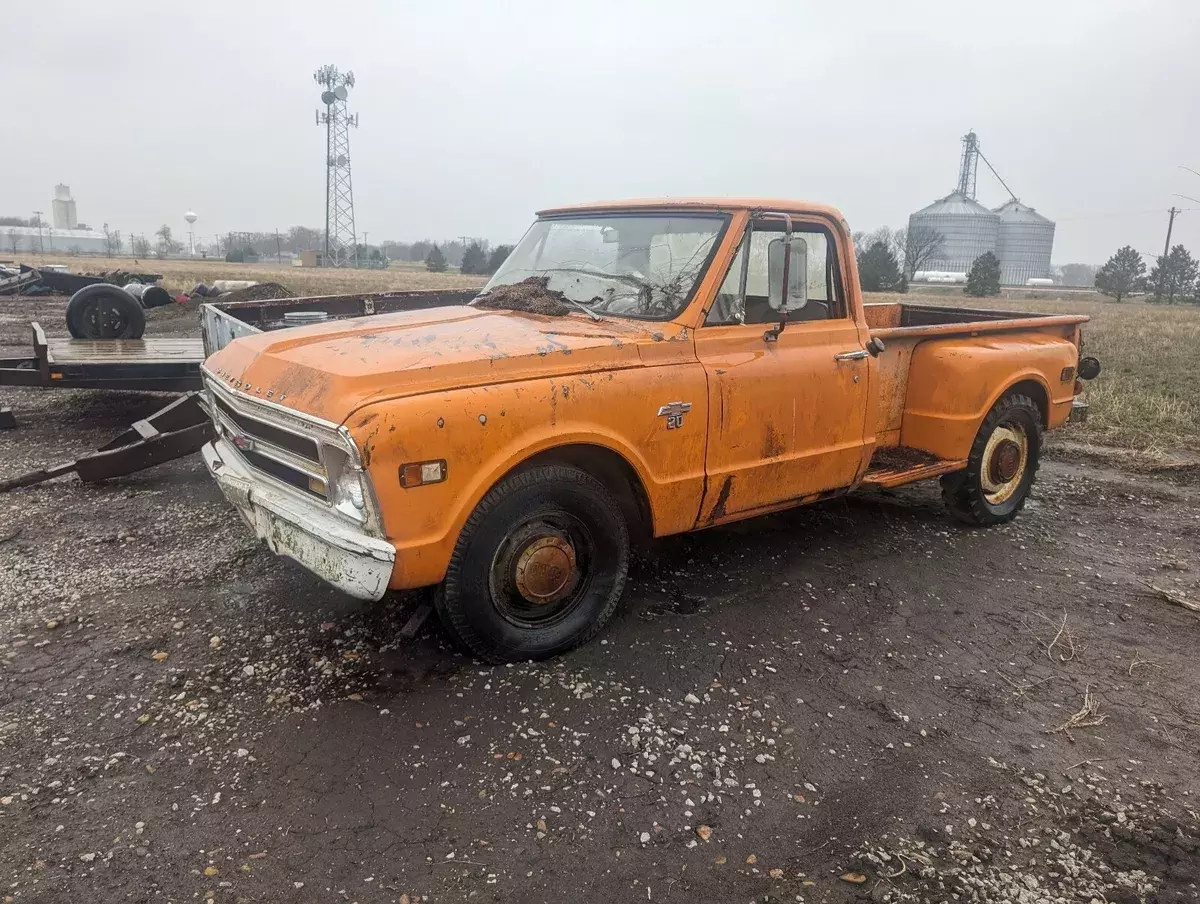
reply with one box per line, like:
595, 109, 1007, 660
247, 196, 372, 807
399, 460, 447, 488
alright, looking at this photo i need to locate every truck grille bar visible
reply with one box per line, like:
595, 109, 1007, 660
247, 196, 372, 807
204, 377, 328, 500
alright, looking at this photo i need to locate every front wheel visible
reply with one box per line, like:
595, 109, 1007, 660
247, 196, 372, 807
941, 392, 1042, 526
436, 464, 630, 663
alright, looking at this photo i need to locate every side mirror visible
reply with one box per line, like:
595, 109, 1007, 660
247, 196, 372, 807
767, 237, 807, 311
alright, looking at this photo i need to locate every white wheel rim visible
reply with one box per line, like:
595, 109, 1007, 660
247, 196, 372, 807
980, 424, 1029, 505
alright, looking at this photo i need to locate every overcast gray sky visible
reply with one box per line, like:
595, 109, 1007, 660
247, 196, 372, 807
5, 0, 1199, 264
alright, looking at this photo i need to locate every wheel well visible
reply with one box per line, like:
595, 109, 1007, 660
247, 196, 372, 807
1007, 379, 1049, 427
512, 444, 653, 543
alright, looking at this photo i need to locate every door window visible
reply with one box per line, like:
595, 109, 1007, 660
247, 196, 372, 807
706, 223, 842, 326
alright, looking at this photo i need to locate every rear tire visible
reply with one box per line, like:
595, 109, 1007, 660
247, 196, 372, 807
436, 464, 629, 663
941, 392, 1042, 526
66, 285, 146, 340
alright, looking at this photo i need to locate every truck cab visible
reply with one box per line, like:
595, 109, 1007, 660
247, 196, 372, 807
201, 199, 1095, 662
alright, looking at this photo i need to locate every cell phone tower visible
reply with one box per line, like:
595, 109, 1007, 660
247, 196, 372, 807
315, 65, 358, 268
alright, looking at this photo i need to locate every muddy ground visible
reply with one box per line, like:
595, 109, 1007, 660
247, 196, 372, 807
2, 300, 1199, 904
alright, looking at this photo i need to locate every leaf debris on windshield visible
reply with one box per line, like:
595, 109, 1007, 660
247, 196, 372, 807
475, 276, 586, 317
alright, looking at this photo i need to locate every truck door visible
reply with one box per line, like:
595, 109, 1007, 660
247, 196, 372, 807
694, 219, 871, 522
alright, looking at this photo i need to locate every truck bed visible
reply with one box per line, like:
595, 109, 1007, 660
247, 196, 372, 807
864, 302, 1086, 338
863, 302, 1089, 451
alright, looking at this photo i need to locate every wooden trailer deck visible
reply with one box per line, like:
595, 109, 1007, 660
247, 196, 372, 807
0, 323, 204, 392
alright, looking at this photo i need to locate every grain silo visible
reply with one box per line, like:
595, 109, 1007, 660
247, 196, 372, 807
908, 130, 1055, 284
908, 191, 1000, 277
993, 199, 1055, 285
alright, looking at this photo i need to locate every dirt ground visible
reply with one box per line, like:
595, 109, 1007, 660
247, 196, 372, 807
2, 302, 1200, 904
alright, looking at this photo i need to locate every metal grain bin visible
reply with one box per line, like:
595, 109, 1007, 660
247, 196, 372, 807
994, 199, 1055, 285
908, 192, 1000, 276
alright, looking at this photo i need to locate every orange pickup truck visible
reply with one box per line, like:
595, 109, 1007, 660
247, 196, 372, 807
200, 199, 1099, 662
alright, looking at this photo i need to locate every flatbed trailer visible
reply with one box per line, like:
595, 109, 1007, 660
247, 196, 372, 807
0, 288, 479, 393
0, 288, 479, 492
0, 323, 204, 392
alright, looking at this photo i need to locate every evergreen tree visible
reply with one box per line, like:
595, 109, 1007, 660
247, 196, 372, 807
857, 240, 906, 292
486, 244, 514, 275
1148, 244, 1198, 304
964, 251, 1001, 297
1094, 245, 1146, 302
460, 242, 488, 275
425, 244, 447, 273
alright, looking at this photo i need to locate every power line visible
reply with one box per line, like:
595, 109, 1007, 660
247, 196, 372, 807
1053, 208, 1200, 221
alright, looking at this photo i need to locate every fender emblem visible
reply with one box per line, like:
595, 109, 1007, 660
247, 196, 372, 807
657, 401, 692, 430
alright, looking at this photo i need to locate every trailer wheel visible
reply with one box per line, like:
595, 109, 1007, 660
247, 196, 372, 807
941, 392, 1042, 526
66, 285, 146, 340
437, 464, 629, 663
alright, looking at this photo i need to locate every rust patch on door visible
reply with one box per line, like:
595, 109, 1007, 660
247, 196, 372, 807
706, 476, 734, 524
762, 423, 785, 458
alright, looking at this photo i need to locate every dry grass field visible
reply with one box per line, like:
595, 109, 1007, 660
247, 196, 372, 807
15, 253, 487, 297
874, 290, 1200, 454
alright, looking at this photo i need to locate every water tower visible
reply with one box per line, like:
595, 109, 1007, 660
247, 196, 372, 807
184, 211, 198, 256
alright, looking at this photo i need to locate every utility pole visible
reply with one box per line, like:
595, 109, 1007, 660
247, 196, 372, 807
32, 211, 44, 252
1155, 206, 1178, 303
276, 229, 282, 263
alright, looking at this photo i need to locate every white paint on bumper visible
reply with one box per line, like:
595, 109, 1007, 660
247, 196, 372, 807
202, 439, 395, 601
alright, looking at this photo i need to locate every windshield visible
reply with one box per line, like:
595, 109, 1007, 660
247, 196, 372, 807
476, 213, 728, 320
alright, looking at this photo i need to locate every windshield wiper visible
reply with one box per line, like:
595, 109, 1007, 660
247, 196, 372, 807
563, 295, 601, 322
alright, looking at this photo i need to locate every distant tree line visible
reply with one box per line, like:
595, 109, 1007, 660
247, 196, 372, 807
424, 241, 513, 275
1094, 243, 1200, 304
0, 212, 520, 273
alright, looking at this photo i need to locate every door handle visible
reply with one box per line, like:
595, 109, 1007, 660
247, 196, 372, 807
834, 350, 869, 361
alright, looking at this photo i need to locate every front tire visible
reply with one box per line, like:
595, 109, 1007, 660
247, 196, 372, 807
436, 464, 630, 663
941, 392, 1042, 526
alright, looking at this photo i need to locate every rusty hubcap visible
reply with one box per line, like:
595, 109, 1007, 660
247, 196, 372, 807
990, 438, 1022, 484
514, 536, 577, 605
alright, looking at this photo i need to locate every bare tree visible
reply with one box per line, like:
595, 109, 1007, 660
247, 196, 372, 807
904, 222, 946, 279
102, 223, 122, 256
6, 228, 19, 255
131, 235, 152, 257
890, 227, 907, 264
851, 230, 868, 265
155, 224, 180, 257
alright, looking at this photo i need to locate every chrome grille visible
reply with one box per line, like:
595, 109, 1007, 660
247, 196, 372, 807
205, 378, 328, 499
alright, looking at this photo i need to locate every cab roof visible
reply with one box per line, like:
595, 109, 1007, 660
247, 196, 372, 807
536, 197, 847, 221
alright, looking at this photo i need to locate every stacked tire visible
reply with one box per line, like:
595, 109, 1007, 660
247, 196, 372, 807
65, 285, 146, 340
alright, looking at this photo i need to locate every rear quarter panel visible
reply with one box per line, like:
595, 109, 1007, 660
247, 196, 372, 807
900, 331, 1078, 460
346, 362, 709, 590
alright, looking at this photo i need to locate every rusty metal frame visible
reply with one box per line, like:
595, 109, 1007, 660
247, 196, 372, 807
0, 393, 213, 493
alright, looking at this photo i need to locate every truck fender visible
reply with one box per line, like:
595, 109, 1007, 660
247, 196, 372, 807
899, 337, 1073, 461
452, 429, 659, 537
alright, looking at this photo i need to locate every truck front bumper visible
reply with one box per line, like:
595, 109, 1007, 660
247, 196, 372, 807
202, 439, 395, 601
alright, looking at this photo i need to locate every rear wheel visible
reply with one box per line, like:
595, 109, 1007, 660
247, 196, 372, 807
941, 392, 1042, 526
436, 464, 629, 663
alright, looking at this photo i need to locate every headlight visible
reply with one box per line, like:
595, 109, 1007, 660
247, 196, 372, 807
322, 443, 371, 522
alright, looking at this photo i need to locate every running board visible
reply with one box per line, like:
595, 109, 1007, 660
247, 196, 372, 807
861, 456, 966, 489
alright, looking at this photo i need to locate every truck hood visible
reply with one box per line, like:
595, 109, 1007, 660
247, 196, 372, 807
203, 305, 663, 424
